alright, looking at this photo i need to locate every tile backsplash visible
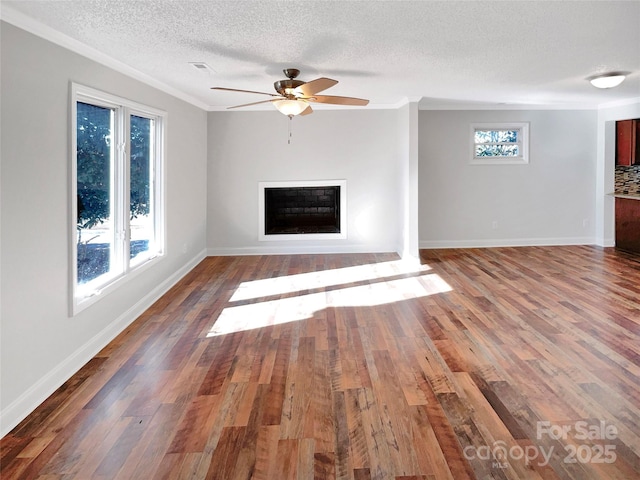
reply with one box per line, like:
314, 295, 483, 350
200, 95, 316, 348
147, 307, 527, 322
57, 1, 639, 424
615, 165, 640, 196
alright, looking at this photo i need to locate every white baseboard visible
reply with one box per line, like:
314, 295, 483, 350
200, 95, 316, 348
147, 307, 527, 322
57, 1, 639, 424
419, 237, 597, 249
207, 244, 398, 256
596, 238, 615, 247
0, 249, 207, 438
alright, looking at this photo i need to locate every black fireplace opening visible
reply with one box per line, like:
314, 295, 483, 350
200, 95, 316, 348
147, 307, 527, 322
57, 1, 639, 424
264, 186, 341, 234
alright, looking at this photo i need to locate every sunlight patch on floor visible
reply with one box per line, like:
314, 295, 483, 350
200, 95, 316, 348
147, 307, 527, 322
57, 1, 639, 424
207, 272, 452, 337
229, 259, 432, 302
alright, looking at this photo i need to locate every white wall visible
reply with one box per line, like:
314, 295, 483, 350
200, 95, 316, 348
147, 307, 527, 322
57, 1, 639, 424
419, 109, 597, 247
207, 109, 400, 254
396, 102, 420, 261
0, 22, 208, 435
595, 100, 640, 246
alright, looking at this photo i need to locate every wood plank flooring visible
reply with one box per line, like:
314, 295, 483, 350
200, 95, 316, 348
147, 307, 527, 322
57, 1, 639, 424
2, 246, 640, 479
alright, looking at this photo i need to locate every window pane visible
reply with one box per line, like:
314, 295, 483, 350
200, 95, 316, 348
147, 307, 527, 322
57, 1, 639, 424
474, 129, 518, 144
475, 144, 520, 157
76, 102, 114, 284
130, 115, 153, 264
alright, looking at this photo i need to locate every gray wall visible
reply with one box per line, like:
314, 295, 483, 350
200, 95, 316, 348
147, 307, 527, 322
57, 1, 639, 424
1, 22, 208, 434
419, 109, 598, 247
207, 109, 401, 254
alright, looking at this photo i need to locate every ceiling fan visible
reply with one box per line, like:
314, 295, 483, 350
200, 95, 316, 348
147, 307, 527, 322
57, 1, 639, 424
211, 68, 369, 116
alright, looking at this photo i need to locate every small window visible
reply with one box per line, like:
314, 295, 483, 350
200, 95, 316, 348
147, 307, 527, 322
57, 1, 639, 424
471, 123, 529, 164
72, 84, 165, 314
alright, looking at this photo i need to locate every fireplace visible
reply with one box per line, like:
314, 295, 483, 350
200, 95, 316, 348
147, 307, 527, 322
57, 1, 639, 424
259, 180, 347, 240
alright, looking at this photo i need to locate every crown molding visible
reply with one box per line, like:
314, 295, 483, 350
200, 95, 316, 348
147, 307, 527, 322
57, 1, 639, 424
419, 101, 600, 111
597, 97, 640, 110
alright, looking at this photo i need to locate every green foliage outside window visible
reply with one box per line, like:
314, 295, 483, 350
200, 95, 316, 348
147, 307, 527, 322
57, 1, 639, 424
76, 102, 111, 229
76, 104, 151, 229
474, 129, 520, 157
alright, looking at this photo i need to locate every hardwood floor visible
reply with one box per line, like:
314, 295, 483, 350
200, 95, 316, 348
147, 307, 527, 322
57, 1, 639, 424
2, 246, 640, 479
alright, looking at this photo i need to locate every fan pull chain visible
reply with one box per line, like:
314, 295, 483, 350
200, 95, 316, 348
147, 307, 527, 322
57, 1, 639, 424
288, 114, 293, 144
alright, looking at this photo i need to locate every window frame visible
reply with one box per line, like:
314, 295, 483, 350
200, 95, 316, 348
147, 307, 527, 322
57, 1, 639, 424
70, 83, 166, 315
470, 122, 529, 165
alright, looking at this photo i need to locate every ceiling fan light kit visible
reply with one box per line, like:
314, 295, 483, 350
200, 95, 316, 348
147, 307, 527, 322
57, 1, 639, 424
211, 68, 369, 117
273, 99, 309, 116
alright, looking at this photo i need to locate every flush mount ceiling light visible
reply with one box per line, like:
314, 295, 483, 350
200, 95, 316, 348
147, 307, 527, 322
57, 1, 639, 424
589, 72, 627, 89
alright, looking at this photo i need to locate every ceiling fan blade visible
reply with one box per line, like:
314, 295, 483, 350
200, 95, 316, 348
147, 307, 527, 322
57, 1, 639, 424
295, 77, 338, 96
211, 87, 280, 97
306, 95, 369, 106
227, 98, 283, 109
300, 104, 313, 116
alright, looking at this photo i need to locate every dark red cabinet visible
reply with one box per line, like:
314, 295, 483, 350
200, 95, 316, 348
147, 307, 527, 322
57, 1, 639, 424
616, 119, 640, 166
616, 197, 640, 253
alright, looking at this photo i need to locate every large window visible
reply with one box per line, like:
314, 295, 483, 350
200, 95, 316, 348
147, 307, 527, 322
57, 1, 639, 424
471, 123, 529, 164
72, 84, 165, 314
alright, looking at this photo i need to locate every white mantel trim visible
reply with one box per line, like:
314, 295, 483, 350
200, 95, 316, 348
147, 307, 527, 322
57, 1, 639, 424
258, 180, 347, 242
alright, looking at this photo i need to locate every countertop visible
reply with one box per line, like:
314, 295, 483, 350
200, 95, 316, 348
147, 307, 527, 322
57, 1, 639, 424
610, 193, 640, 201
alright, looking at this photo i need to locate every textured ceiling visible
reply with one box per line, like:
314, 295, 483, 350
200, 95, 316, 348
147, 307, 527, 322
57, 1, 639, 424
2, 0, 640, 110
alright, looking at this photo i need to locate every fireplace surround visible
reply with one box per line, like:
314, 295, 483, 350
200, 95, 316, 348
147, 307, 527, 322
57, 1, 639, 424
258, 180, 347, 241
